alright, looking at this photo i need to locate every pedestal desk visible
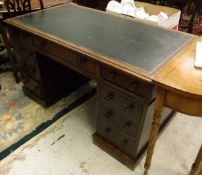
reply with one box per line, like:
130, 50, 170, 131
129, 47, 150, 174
4, 3, 196, 169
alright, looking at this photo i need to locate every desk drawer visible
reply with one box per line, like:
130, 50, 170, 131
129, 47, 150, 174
98, 103, 139, 137
100, 66, 153, 98
97, 120, 137, 158
33, 37, 97, 75
99, 85, 142, 121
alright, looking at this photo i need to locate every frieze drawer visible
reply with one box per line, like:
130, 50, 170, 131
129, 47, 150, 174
98, 85, 142, 121
33, 37, 97, 75
97, 120, 138, 158
100, 65, 154, 99
98, 103, 140, 137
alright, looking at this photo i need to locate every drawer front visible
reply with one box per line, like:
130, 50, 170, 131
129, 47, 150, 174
22, 75, 44, 99
101, 66, 153, 98
98, 103, 139, 137
99, 85, 142, 122
97, 120, 137, 158
33, 37, 97, 75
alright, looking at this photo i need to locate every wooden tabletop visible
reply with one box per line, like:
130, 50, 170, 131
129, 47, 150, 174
0, 0, 72, 13
154, 36, 202, 100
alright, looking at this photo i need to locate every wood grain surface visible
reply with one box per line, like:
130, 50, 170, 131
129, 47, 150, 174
154, 36, 202, 99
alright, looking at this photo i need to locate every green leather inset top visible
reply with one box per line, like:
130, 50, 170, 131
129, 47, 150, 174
15, 4, 194, 73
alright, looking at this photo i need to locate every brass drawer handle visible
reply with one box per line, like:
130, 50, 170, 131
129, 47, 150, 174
124, 105, 134, 112
123, 121, 132, 129
104, 111, 113, 120
104, 93, 113, 101
77, 57, 86, 65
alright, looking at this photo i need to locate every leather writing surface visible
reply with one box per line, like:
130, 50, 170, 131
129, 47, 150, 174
16, 4, 194, 73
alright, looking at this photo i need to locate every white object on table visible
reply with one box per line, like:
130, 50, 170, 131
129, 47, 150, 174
121, 0, 135, 7
195, 42, 202, 68
106, 0, 123, 14
135, 7, 148, 19
158, 12, 168, 20
106, 0, 169, 22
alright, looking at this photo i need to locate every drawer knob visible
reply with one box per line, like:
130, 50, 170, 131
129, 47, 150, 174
104, 111, 113, 120
107, 71, 116, 79
121, 139, 128, 147
123, 121, 132, 129
130, 82, 138, 91
104, 93, 113, 101
77, 57, 86, 65
124, 105, 134, 112
104, 127, 111, 135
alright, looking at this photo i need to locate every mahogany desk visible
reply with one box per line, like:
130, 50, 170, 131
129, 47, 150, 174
4, 3, 195, 169
144, 36, 202, 175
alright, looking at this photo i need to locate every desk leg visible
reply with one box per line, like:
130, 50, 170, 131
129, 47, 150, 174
144, 88, 165, 175
190, 145, 202, 175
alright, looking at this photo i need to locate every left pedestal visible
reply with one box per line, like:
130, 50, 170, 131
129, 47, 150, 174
9, 27, 88, 107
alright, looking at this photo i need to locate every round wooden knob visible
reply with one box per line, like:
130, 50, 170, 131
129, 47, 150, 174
123, 121, 132, 129
104, 111, 113, 120
104, 93, 113, 101
77, 57, 86, 65
124, 105, 134, 112
121, 139, 128, 147
107, 71, 116, 79
104, 127, 111, 135
130, 82, 138, 91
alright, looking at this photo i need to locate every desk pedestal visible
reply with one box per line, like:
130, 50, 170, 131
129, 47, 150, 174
94, 83, 175, 169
